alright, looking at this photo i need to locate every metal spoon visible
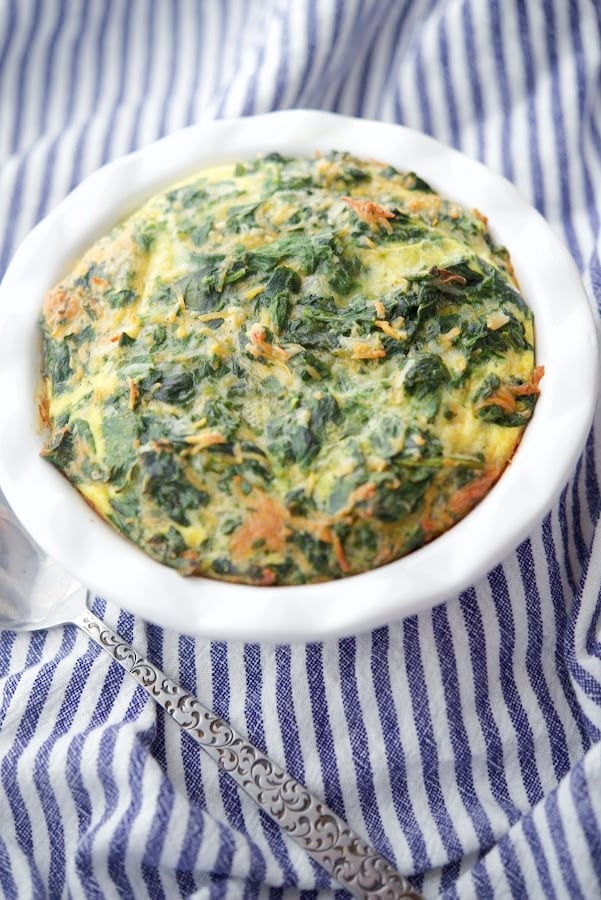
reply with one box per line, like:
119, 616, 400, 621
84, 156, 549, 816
0, 489, 421, 900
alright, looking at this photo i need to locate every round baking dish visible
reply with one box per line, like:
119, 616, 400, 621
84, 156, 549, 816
0, 110, 598, 641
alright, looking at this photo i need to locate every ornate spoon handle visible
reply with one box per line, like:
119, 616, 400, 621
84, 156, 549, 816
77, 609, 422, 899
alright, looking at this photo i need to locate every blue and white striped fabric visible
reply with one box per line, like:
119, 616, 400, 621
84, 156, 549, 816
1, 1, 601, 897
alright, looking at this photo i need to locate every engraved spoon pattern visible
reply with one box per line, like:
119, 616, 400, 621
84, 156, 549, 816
0, 490, 422, 900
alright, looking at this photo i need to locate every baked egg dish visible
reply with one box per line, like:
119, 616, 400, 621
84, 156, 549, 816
39, 151, 542, 586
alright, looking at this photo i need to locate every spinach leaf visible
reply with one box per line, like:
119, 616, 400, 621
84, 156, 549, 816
404, 172, 435, 193
399, 427, 443, 462
461, 316, 530, 366
226, 202, 260, 233
290, 292, 374, 339
186, 219, 212, 246
290, 531, 332, 575
118, 332, 136, 347
263, 152, 292, 165
71, 418, 96, 453
340, 164, 371, 184
371, 468, 434, 521
269, 293, 289, 332
285, 486, 315, 515
476, 404, 533, 427
327, 252, 362, 296
404, 354, 450, 418
471, 261, 530, 315
266, 415, 320, 469
174, 263, 224, 313
72, 324, 95, 347
371, 429, 445, 521
103, 407, 138, 485
105, 288, 136, 308
202, 398, 240, 440
309, 392, 341, 435
368, 413, 404, 457
153, 371, 197, 405
141, 449, 209, 526
259, 265, 302, 331
394, 285, 440, 340
473, 373, 538, 427
41, 426, 74, 471
264, 265, 302, 295
109, 490, 141, 530
288, 426, 320, 466
147, 526, 189, 561
166, 179, 208, 208
379, 211, 428, 243
261, 153, 315, 192
43, 338, 72, 392
326, 475, 361, 514
434, 260, 484, 286
245, 235, 320, 275
285, 321, 338, 353
134, 223, 160, 252
211, 558, 237, 576
348, 522, 378, 554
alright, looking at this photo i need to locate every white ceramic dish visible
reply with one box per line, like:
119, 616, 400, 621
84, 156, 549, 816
0, 110, 598, 641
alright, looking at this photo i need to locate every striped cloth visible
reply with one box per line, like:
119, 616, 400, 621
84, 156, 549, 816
1, 1, 601, 897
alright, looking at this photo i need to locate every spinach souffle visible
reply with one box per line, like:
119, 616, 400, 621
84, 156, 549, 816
40, 151, 542, 585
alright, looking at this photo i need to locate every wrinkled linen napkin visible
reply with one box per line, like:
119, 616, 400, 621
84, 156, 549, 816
1, 1, 601, 897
